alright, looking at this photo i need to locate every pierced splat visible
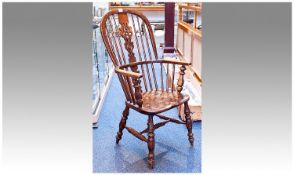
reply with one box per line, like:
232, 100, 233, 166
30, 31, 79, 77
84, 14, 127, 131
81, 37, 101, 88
118, 25, 133, 39
117, 13, 143, 107
117, 13, 136, 64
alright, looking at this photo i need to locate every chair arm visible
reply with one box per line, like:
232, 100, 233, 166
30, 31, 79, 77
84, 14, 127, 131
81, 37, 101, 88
160, 59, 191, 93
162, 59, 192, 66
115, 67, 143, 107
117, 60, 191, 69
115, 67, 143, 79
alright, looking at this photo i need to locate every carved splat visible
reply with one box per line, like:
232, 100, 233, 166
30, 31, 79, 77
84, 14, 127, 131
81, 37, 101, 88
118, 13, 143, 107
118, 13, 136, 64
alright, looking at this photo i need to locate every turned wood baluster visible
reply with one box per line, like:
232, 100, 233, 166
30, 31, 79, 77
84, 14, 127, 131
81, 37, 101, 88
133, 77, 143, 107
147, 115, 155, 168
116, 106, 130, 144
184, 102, 194, 145
177, 65, 186, 93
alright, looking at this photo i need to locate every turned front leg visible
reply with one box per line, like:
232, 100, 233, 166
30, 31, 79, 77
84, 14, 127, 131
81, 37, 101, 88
116, 105, 129, 144
184, 102, 194, 145
147, 115, 155, 168
177, 65, 186, 93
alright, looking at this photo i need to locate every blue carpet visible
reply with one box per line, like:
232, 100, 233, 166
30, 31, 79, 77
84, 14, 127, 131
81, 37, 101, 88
93, 72, 201, 173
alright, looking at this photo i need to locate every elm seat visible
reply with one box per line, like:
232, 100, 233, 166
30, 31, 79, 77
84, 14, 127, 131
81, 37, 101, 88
100, 9, 194, 169
127, 91, 189, 114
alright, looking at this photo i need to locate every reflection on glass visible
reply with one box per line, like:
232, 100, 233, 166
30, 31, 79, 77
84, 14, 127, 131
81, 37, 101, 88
92, 6, 113, 113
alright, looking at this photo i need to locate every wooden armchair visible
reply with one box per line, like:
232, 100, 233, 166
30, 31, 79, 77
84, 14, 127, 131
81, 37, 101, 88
100, 9, 194, 168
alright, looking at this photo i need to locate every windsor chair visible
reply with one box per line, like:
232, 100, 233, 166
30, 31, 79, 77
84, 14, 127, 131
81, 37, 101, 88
100, 9, 194, 168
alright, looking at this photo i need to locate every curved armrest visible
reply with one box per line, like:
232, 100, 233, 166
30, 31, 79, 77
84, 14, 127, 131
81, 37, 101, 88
118, 59, 191, 69
115, 67, 143, 107
115, 67, 143, 78
162, 59, 192, 66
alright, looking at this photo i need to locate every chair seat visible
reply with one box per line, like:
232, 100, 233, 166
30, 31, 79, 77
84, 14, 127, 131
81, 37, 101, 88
127, 90, 189, 114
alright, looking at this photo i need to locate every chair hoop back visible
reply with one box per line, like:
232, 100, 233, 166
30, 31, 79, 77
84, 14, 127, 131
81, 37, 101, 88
100, 9, 159, 67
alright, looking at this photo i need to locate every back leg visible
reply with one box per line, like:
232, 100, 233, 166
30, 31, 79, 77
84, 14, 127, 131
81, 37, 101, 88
116, 105, 129, 144
184, 102, 194, 145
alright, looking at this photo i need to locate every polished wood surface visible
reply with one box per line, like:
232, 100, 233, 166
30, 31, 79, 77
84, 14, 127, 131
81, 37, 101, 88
184, 102, 194, 145
147, 115, 155, 168
100, 9, 194, 168
126, 126, 148, 142
116, 105, 129, 144
127, 90, 189, 114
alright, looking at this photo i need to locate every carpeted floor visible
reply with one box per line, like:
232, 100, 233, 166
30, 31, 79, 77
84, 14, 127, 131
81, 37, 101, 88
93, 73, 201, 173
